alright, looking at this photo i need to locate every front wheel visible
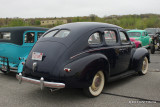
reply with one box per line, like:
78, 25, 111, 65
138, 57, 149, 75
83, 70, 105, 97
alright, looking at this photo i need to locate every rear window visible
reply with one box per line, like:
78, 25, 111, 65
54, 30, 70, 38
0, 32, 11, 40
43, 30, 70, 38
43, 30, 58, 38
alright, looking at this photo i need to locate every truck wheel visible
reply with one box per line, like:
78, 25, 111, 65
0, 70, 8, 75
83, 70, 105, 97
150, 44, 155, 54
138, 57, 148, 75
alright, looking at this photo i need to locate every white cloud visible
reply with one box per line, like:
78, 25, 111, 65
0, 0, 160, 18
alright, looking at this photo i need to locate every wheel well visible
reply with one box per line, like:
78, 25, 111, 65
146, 54, 150, 63
96, 58, 110, 81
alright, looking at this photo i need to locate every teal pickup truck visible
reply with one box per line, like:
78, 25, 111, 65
127, 30, 152, 48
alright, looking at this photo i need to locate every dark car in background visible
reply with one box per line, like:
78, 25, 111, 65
145, 28, 160, 54
17, 22, 150, 97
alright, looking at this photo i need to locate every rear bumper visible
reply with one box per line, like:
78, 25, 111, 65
16, 73, 65, 89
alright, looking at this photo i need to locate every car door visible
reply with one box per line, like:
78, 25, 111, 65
141, 32, 146, 46
22, 31, 36, 56
103, 28, 131, 75
144, 31, 150, 47
118, 30, 132, 73
23, 31, 36, 47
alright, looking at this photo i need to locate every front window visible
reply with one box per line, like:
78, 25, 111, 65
25, 32, 35, 43
120, 32, 129, 43
128, 32, 141, 37
0, 32, 11, 40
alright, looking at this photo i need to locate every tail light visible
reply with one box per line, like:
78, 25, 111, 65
64, 68, 71, 72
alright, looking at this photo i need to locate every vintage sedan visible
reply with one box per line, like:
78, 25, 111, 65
0, 27, 48, 73
17, 22, 150, 97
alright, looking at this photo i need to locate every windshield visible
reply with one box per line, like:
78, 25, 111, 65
128, 32, 141, 37
145, 29, 156, 34
0, 32, 11, 40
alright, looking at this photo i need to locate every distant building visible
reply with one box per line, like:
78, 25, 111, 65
40, 19, 67, 26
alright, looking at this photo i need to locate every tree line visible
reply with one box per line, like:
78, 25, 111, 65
0, 14, 160, 29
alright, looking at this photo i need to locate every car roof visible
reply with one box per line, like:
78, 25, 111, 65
49, 22, 122, 31
41, 22, 122, 47
0, 26, 48, 32
0, 27, 48, 45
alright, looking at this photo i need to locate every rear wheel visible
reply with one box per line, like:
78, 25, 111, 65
83, 70, 105, 97
138, 57, 148, 75
0, 70, 8, 74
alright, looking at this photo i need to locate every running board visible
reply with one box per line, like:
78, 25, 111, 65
108, 70, 136, 82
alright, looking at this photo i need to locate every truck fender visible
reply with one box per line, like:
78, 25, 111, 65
18, 55, 28, 73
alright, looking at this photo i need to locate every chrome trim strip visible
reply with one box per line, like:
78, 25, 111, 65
70, 45, 133, 59
16, 74, 65, 89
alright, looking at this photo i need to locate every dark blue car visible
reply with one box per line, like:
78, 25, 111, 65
17, 22, 150, 97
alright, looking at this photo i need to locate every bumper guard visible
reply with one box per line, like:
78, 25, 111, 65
16, 73, 65, 90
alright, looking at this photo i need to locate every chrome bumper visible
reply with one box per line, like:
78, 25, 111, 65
16, 73, 65, 89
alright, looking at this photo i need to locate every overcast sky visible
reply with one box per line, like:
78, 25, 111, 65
0, 0, 160, 18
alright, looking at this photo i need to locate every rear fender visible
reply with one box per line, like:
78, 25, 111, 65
63, 53, 110, 88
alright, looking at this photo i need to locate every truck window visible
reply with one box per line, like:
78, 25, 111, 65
25, 32, 35, 43
0, 32, 11, 40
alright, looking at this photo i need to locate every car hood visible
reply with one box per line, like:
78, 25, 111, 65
130, 37, 140, 41
24, 41, 67, 80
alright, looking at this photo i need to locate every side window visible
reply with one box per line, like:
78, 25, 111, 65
120, 32, 129, 44
88, 32, 101, 45
25, 32, 35, 43
0, 32, 11, 40
142, 32, 145, 36
104, 30, 117, 44
37, 32, 44, 40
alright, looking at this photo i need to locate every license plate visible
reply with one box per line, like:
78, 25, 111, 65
32, 52, 43, 61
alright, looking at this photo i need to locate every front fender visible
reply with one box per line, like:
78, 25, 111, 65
131, 48, 150, 71
62, 53, 110, 88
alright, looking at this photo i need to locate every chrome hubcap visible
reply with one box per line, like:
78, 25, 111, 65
91, 73, 101, 91
142, 57, 148, 74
